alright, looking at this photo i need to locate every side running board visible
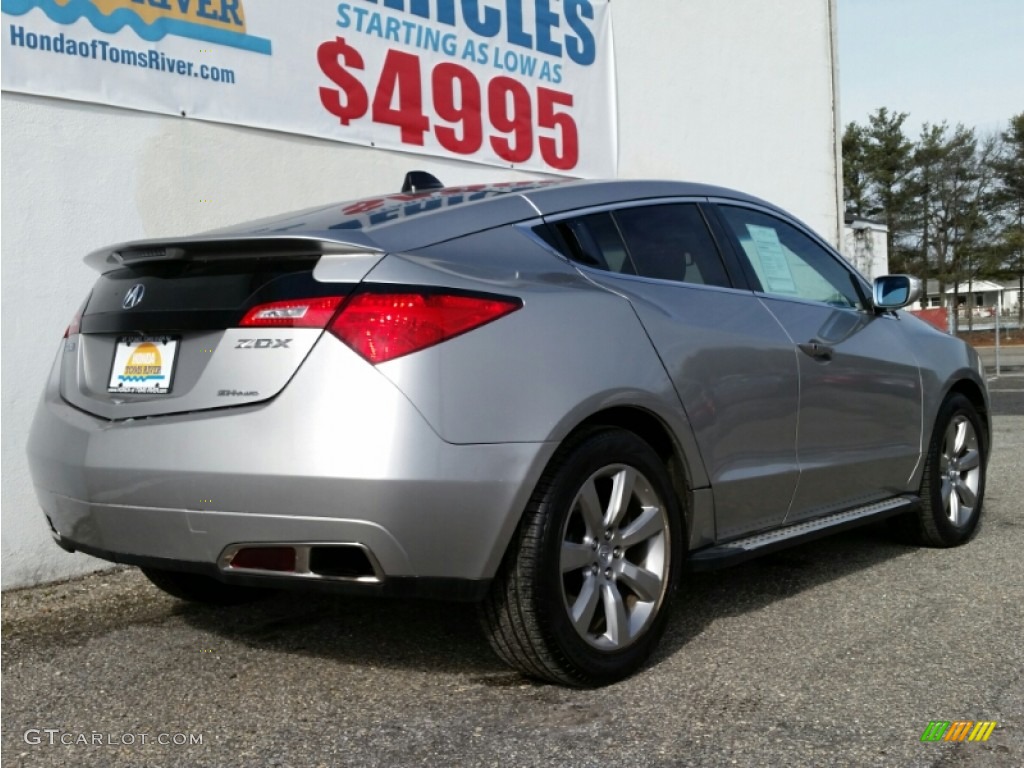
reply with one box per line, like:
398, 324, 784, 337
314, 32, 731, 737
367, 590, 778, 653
688, 495, 920, 571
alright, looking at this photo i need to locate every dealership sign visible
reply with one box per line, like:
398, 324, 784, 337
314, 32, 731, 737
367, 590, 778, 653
0, 0, 616, 176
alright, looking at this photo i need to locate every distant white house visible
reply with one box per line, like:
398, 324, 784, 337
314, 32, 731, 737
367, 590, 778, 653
841, 216, 889, 280
913, 279, 1021, 316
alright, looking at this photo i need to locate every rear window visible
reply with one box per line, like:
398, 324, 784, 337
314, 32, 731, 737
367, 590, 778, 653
81, 257, 349, 334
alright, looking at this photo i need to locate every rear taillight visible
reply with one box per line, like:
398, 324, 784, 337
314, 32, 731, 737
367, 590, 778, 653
240, 289, 521, 364
240, 297, 344, 328
332, 291, 521, 364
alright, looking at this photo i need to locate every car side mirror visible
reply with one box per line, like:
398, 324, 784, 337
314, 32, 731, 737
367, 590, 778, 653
872, 275, 923, 310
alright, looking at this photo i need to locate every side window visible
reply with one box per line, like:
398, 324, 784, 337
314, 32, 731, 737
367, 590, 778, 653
561, 213, 636, 275
535, 213, 637, 275
536, 204, 731, 288
613, 204, 731, 287
718, 206, 863, 309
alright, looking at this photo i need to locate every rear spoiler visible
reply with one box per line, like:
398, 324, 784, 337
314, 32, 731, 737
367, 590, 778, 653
84, 235, 381, 273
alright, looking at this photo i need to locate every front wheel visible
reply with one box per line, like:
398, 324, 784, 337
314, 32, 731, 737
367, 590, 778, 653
900, 393, 987, 547
481, 428, 684, 686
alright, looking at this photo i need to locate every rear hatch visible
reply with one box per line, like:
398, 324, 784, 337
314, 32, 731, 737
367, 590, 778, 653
62, 239, 381, 420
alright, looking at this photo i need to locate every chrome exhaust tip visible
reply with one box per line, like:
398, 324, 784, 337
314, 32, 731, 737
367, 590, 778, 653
218, 542, 382, 583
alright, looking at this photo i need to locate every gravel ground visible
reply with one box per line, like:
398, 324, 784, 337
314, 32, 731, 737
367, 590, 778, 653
3, 403, 1021, 768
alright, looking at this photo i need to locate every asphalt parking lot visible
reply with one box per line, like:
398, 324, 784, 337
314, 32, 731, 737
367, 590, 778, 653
977, 345, 1024, 381
3, 379, 1022, 768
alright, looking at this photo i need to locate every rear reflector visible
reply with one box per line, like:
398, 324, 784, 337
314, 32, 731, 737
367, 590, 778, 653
329, 291, 522, 364
229, 547, 297, 572
240, 297, 344, 328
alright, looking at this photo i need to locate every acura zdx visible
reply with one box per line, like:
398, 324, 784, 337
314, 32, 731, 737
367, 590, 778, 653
28, 176, 989, 686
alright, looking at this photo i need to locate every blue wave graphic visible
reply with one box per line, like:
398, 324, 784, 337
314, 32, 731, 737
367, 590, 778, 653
118, 374, 166, 382
2, 0, 272, 55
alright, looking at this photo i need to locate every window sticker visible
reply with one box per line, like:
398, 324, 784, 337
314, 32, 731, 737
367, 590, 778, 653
746, 224, 798, 295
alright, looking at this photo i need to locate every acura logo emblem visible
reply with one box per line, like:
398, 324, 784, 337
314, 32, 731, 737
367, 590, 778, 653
122, 284, 145, 310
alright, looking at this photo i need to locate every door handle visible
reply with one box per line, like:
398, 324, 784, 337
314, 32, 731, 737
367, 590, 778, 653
798, 341, 833, 361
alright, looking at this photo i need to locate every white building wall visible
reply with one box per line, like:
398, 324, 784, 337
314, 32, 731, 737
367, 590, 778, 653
1, 0, 840, 588
614, 0, 841, 243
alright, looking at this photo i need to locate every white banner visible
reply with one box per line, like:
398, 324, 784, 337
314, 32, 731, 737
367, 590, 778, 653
1, 0, 616, 176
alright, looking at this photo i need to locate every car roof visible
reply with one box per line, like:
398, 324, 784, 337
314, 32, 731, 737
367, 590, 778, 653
85, 179, 779, 270
210, 179, 776, 248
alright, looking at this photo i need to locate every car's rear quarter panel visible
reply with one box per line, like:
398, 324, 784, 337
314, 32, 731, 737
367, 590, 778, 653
364, 226, 704, 472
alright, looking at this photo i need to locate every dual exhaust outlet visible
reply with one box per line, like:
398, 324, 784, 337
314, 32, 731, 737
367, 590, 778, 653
218, 543, 382, 583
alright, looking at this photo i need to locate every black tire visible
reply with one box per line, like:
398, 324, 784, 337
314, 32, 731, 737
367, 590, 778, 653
481, 428, 684, 686
141, 567, 269, 605
897, 393, 987, 547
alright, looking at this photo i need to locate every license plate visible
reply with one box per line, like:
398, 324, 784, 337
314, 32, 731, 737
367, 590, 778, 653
108, 336, 179, 394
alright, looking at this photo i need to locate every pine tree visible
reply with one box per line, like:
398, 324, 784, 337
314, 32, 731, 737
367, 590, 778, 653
991, 113, 1024, 325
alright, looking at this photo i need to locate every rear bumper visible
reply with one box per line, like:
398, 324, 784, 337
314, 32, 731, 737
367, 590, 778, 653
49, 536, 492, 601
27, 339, 556, 586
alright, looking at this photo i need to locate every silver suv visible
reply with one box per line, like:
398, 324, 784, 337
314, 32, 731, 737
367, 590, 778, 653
28, 177, 989, 686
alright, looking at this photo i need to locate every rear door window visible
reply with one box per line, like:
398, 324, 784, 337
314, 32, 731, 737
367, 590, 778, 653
614, 204, 731, 287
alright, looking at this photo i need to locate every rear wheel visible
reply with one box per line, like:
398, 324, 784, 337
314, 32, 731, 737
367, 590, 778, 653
481, 428, 683, 686
899, 393, 987, 547
141, 567, 269, 605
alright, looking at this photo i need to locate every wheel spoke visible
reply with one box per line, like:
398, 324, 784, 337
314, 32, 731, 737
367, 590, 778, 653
618, 505, 664, 549
943, 420, 958, 461
953, 477, 977, 510
601, 582, 629, 646
956, 448, 980, 472
953, 419, 968, 455
617, 560, 662, 603
561, 541, 594, 573
606, 467, 637, 528
576, 478, 605, 538
948, 488, 961, 525
571, 576, 601, 632
940, 477, 953, 510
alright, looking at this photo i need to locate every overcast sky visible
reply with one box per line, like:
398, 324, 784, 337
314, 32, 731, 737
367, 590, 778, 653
837, 0, 1024, 136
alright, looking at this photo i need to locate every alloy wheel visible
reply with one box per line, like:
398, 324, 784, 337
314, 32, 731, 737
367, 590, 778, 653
939, 414, 982, 527
559, 464, 670, 651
